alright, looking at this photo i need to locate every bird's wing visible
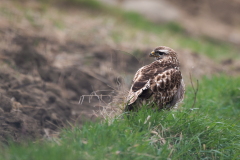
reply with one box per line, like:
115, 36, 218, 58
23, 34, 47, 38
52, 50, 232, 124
127, 61, 180, 105
126, 65, 151, 105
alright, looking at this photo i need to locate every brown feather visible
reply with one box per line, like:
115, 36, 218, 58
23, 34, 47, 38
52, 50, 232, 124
125, 46, 185, 112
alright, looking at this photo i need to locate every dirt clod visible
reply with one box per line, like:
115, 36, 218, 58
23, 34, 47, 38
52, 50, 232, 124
0, 95, 13, 112
0, 31, 125, 144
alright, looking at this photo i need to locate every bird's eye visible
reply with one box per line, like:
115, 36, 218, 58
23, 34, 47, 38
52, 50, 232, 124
156, 49, 169, 55
156, 51, 165, 55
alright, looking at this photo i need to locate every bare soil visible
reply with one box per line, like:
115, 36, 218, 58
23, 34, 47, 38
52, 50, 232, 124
0, 27, 143, 144
168, 0, 240, 45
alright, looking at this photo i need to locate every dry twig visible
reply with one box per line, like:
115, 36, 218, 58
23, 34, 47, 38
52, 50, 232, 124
189, 73, 199, 112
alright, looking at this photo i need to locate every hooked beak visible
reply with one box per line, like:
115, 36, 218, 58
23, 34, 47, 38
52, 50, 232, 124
149, 51, 155, 57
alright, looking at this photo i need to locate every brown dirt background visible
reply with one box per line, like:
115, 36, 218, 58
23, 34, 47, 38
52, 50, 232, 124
103, 0, 240, 45
0, 0, 240, 144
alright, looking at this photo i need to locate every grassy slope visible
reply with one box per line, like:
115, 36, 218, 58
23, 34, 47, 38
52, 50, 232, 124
1, 1, 240, 159
1, 75, 240, 160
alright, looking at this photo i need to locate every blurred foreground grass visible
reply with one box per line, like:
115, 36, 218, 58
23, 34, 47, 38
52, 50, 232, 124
1, 75, 240, 159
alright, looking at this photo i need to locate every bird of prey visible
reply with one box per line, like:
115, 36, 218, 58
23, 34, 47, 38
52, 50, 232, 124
125, 46, 185, 112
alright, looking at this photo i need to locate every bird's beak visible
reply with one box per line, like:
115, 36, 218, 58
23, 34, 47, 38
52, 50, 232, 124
149, 51, 155, 57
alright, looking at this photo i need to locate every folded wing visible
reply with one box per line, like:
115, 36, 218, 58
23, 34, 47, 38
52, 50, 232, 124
126, 61, 182, 107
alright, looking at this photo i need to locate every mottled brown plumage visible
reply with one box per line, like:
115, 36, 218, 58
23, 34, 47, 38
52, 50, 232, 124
125, 46, 185, 112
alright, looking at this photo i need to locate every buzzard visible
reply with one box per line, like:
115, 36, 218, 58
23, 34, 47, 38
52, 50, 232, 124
125, 46, 185, 112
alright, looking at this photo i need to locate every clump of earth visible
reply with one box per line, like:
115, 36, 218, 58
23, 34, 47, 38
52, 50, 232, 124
0, 28, 144, 144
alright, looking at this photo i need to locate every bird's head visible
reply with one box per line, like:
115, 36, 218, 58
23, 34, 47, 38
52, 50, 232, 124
149, 46, 178, 64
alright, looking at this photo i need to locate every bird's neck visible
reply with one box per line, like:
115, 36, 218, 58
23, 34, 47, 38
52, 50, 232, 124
156, 57, 179, 67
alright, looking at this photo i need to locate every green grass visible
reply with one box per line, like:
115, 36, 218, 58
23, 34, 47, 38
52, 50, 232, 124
185, 75, 240, 123
1, 1, 240, 159
1, 75, 240, 159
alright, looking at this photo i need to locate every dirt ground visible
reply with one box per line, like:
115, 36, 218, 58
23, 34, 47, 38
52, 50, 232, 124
168, 0, 240, 45
0, 26, 145, 144
0, 0, 240, 144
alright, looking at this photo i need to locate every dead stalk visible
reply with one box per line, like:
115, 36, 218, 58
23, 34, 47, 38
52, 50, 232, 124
189, 73, 199, 112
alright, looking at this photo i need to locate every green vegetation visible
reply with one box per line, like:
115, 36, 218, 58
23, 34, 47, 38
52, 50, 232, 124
185, 76, 240, 123
1, 75, 240, 159
1, 1, 240, 159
